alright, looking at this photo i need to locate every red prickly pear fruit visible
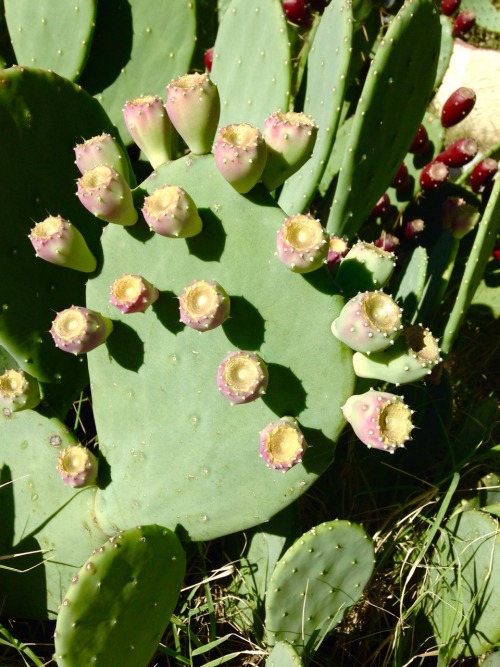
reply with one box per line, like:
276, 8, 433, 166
216, 351, 269, 405
371, 193, 391, 218
213, 124, 267, 194
482, 179, 495, 206
419, 161, 449, 190
436, 137, 478, 168
29, 215, 97, 273
391, 163, 411, 191
259, 417, 308, 472
109, 274, 159, 314
470, 157, 498, 192
441, 0, 461, 15
441, 87, 476, 128
409, 124, 430, 155
374, 233, 400, 253
452, 9, 475, 37
282, 0, 312, 26
204, 47, 214, 72
51, 307, 113, 355
493, 246, 500, 262
57, 445, 98, 488
403, 218, 425, 240
179, 280, 230, 331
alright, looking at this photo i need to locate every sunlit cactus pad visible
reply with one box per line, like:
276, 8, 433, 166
88, 154, 354, 541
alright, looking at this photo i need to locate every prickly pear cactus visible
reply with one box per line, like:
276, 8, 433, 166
266, 641, 304, 667
265, 520, 374, 655
53, 525, 185, 667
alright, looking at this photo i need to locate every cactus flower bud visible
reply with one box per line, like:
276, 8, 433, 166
261, 111, 318, 191
57, 445, 98, 488
213, 123, 267, 194
51, 307, 113, 355
326, 235, 349, 271
74, 133, 129, 182
441, 87, 476, 128
109, 274, 159, 314
442, 197, 480, 239
259, 417, 307, 471
179, 280, 230, 331
470, 158, 498, 193
217, 351, 268, 404
29, 215, 97, 273
77, 166, 137, 226
436, 137, 478, 168
342, 390, 414, 453
165, 73, 220, 154
142, 184, 203, 238
352, 324, 442, 384
419, 161, 449, 190
276, 213, 329, 273
335, 241, 396, 296
122, 96, 173, 168
0, 369, 40, 412
331, 291, 403, 354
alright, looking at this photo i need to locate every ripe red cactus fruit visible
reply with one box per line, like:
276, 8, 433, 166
370, 193, 391, 218
470, 158, 498, 192
391, 163, 412, 191
441, 87, 476, 128
452, 9, 476, 37
436, 137, 478, 168
403, 218, 426, 240
204, 47, 214, 72
374, 233, 400, 253
409, 124, 430, 155
282, 0, 312, 26
419, 161, 449, 190
493, 246, 500, 262
441, 0, 461, 15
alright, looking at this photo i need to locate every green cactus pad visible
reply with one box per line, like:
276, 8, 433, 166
327, 0, 441, 238
87, 153, 354, 541
393, 246, 428, 323
4, 0, 96, 81
462, 0, 500, 32
211, 0, 291, 129
0, 408, 105, 619
266, 641, 304, 667
423, 509, 500, 658
265, 520, 374, 654
0, 66, 131, 412
278, 1, 353, 214
79, 0, 196, 141
53, 525, 186, 667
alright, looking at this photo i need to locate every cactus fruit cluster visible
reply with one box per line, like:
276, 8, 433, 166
0, 0, 498, 664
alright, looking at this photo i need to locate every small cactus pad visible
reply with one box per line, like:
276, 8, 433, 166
423, 509, 500, 658
53, 525, 186, 667
56, 445, 98, 488
341, 390, 413, 453
331, 291, 403, 353
266, 641, 304, 667
265, 520, 374, 653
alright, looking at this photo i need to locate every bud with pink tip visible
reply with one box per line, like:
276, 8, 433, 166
123, 96, 173, 168
217, 351, 268, 404
441, 87, 476, 128
29, 215, 97, 273
109, 274, 159, 314
442, 197, 480, 239
51, 306, 113, 355
259, 417, 307, 471
342, 390, 414, 453
0, 369, 40, 412
57, 445, 98, 488
165, 73, 220, 154
470, 158, 498, 193
276, 214, 329, 273
74, 133, 130, 182
452, 9, 475, 37
179, 280, 230, 331
436, 137, 478, 168
326, 235, 349, 271
261, 111, 318, 191
419, 161, 449, 190
77, 166, 137, 226
142, 184, 203, 238
331, 291, 403, 354
213, 123, 267, 194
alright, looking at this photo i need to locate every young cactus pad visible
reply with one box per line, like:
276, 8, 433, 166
87, 153, 354, 541
54, 525, 186, 667
265, 520, 374, 654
